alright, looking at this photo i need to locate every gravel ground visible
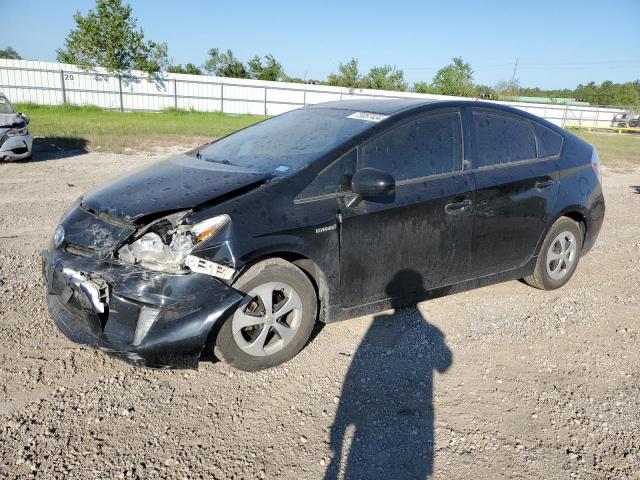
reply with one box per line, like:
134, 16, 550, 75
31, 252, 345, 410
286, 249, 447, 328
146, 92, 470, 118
0, 150, 639, 479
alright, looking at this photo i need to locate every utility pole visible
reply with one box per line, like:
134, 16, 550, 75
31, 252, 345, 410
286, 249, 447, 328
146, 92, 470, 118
510, 58, 519, 96
511, 58, 519, 83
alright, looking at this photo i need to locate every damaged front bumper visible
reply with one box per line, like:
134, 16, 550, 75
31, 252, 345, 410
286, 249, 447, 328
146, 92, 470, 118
0, 131, 33, 161
42, 247, 243, 369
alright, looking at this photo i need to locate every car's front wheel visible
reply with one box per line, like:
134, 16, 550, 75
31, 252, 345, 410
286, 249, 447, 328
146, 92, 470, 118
212, 258, 317, 371
523, 216, 583, 290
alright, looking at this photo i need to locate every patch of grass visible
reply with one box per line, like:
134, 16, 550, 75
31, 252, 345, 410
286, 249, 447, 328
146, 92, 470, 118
570, 129, 640, 168
14, 104, 266, 153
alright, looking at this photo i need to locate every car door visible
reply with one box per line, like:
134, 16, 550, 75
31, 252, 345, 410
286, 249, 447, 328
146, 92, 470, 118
468, 108, 560, 277
338, 109, 474, 308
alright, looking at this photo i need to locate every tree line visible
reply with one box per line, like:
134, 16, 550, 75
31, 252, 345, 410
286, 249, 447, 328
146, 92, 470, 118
1, 0, 638, 107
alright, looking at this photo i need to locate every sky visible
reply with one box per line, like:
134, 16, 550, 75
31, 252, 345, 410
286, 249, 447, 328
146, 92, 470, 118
2, 0, 639, 90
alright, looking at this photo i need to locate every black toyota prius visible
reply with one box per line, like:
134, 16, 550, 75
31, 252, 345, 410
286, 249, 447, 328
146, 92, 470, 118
43, 99, 605, 371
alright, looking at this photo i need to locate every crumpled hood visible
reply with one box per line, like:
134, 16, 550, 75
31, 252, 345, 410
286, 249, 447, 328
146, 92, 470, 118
81, 154, 270, 223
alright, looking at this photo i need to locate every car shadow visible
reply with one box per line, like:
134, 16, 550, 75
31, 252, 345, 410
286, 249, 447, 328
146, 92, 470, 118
17, 137, 89, 163
632, 185, 640, 194
325, 270, 453, 479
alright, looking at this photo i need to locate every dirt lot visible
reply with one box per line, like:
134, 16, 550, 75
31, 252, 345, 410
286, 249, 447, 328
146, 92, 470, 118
0, 149, 639, 479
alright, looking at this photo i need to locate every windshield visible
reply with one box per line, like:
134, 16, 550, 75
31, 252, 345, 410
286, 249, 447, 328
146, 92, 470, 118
194, 108, 378, 174
0, 96, 15, 114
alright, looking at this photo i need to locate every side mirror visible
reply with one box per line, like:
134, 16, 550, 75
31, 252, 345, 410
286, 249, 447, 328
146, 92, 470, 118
19, 113, 30, 125
351, 167, 395, 198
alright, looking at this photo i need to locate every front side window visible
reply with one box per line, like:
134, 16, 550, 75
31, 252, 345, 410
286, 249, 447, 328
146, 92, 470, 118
298, 148, 357, 200
472, 110, 537, 168
362, 111, 463, 181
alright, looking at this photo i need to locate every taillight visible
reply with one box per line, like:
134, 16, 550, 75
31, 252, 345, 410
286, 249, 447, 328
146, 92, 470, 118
591, 148, 601, 183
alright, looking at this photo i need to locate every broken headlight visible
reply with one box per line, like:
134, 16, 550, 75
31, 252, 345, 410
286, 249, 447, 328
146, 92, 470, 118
118, 213, 230, 273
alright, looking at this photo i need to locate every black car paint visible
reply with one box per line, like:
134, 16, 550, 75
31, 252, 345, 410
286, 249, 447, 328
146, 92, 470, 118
81, 155, 270, 223
43, 99, 605, 368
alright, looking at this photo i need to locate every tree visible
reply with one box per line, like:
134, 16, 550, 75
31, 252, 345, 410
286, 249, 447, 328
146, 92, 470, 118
0, 46, 21, 60
614, 83, 640, 106
167, 63, 202, 75
248, 54, 285, 81
56, 0, 168, 74
413, 81, 434, 94
582, 80, 640, 107
431, 57, 476, 97
475, 84, 497, 99
362, 65, 407, 91
285, 76, 322, 85
495, 78, 521, 98
204, 48, 249, 78
327, 58, 362, 89
514, 80, 640, 106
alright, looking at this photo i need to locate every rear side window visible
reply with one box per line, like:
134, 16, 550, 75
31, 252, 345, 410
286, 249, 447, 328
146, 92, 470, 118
362, 111, 463, 181
472, 110, 537, 167
533, 123, 563, 158
298, 148, 357, 200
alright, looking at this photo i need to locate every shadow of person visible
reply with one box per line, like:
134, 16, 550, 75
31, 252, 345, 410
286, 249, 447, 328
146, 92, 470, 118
325, 270, 453, 480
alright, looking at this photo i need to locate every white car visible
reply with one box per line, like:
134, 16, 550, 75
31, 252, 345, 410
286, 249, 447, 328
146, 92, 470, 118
0, 93, 33, 161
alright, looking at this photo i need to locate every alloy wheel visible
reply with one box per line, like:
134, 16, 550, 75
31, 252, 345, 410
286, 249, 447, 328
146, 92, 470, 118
231, 282, 303, 357
546, 230, 577, 281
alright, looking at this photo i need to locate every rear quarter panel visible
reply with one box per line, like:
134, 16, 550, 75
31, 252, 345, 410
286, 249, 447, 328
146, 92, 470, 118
551, 131, 605, 254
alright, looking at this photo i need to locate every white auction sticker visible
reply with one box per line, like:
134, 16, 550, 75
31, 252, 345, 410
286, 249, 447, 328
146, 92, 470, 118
347, 112, 389, 122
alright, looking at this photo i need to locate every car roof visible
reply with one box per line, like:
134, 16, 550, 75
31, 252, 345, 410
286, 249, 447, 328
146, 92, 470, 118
306, 98, 523, 115
306, 98, 563, 132
308, 98, 440, 114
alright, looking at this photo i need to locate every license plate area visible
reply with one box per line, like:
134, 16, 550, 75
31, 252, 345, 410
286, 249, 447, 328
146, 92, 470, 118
52, 266, 109, 315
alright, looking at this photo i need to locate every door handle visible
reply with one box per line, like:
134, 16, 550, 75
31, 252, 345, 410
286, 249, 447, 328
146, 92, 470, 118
445, 199, 472, 215
535, 179, 556, 191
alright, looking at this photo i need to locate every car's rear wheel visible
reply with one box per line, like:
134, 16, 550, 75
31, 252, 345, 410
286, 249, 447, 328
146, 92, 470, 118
523, 217, 583, 290
213, 258, 317, 371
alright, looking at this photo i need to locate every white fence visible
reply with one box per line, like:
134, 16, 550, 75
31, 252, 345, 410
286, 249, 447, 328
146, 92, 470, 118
0, 58, 624, 128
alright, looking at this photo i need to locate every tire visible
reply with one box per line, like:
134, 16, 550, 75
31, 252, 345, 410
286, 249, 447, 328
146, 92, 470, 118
213, 258, 317, 371
523, 216, 583, 290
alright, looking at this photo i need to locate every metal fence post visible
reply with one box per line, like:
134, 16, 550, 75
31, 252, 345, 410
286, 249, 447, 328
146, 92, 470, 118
118, 75, 124, 112
561, 105, 569, 128
60, 70, 67, 104
220, 82, 224, 113
173, 79, 178, 109
303, 90, 307, 107
264, 87, 268, 116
